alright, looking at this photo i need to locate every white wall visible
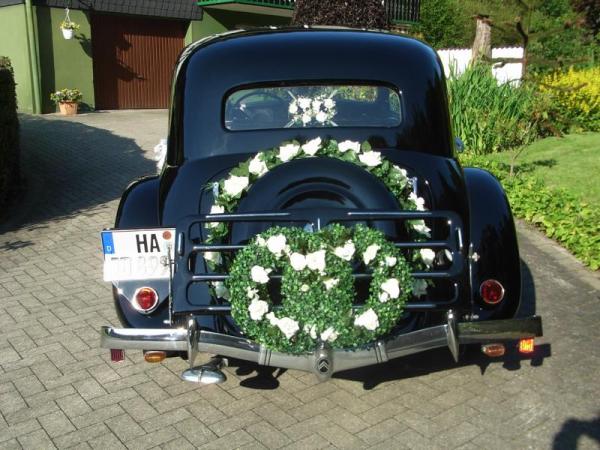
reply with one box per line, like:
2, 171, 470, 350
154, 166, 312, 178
437, 47, 524, 84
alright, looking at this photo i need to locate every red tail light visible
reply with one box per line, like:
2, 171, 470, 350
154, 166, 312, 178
111, 349, 124, 362
480, 279, 505, 305
134, 287, 158, 311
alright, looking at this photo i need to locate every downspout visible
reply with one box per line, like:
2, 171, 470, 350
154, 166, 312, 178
24, 0, 41, 113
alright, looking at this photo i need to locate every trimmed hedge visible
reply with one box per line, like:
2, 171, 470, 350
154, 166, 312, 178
0, 56, 20, 209
460, 153, 600, 270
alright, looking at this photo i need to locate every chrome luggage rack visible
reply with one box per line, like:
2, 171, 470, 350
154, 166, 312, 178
170, 208, 466, 316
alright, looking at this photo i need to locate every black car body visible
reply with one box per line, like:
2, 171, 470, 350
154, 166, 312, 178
100, 28, 542, 382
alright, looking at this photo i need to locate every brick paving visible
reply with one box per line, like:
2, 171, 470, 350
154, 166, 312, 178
1, 111, 599, 449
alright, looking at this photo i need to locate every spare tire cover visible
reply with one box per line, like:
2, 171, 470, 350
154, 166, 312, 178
230, 157, 403, 244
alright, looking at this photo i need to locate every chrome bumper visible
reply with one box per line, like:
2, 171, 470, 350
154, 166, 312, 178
100, 315, 542, 380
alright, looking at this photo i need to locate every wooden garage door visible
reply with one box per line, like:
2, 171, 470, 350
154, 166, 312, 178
92, 14, 186, 109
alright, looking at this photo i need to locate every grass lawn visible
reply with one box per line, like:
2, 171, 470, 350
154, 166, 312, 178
487, 132, 600, 207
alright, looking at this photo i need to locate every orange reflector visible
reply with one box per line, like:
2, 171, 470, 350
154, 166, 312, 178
144, 351, 166, 363
519, 338, 535, 354
481, 343, 506, 357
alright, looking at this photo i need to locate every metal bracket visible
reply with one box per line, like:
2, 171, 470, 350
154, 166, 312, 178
187, 317, 198, 368
446, 310, 459, 362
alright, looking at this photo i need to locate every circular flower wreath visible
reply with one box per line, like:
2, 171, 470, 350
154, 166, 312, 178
204, 137, 437, 353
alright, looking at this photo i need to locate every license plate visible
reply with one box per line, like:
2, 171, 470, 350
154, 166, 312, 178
101, 228, 175, 282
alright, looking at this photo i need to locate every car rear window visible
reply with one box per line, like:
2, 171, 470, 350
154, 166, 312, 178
224, 84, 402, 131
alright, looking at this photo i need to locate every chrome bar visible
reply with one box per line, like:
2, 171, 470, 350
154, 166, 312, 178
100, 316, 542, 380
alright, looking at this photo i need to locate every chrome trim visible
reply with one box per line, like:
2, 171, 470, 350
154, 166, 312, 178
100, 316, 542, 380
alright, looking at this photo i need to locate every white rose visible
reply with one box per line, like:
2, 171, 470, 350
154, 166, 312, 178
248, 299, 269, 321
320, 327, 339, 342
363, 244, 380, 265
334, 240, 355, 261
266, 234, 287, 258
277, 317, 299, 339
204, 251, 222, 265
392, 166, 409, 185
412, 220, 431, 237
444, 249, 453, 262
312, 99, 322, 112
207, 204, 225, 228
302, 113, 312, 125
288, 102, 299, 114
223, 175, 249, 197
246, 286, 259, 301
251, 265, 270, 284
323, 278, 339, 291
358, 151, 382, 167
379, 292, 389, 303
306, 250, 326, 272
298, 97, 312, 110
304, 324, 317, 339
412, 279, 428, 297
290, 252, 307, 271
385, 256, 397, 267
302, 137, 322, 156
338, 140, 361, 153
315, 111, 328, 123
249, 154, 268, 177
213, 281, 230, 300
420, 248, 436, 267
324, 98, 335, 109
265, 312, 279, 326
300, 284, 310, 292
381, 278, 400, 299
409, 192, 426, 211
354, 308, 379, 331
279, 143, 300, 162
256, 236, 267, 247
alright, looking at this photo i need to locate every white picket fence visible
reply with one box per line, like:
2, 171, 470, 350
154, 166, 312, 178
437, 47, 524, 84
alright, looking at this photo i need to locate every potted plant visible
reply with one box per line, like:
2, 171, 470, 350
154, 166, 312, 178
50, 89, 83, 115
60, 20, 80, 40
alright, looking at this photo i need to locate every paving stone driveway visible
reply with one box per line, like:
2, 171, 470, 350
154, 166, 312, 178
1, 111, 599, 450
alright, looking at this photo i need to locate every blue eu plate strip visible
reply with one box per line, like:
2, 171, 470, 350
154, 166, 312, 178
101, 232, 115, 255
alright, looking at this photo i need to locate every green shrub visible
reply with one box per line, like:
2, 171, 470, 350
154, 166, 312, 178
460, 153, 600, 270
0, 57, 20, 209
448, 64, 541, 154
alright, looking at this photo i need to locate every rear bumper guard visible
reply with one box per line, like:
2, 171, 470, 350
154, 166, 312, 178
100, 314, 542, 380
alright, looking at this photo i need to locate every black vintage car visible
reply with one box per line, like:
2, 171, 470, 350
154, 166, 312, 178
100, 28, 542, 384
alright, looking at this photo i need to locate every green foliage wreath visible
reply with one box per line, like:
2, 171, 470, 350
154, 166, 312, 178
204, 137, 436, 353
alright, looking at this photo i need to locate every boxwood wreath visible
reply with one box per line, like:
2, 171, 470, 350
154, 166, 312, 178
204, 137, 436, 354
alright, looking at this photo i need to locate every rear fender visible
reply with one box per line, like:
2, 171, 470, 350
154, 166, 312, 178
464, 168, 520, 319
113, 176, 171, 327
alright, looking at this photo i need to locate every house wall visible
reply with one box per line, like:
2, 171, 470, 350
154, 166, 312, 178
185, 9, 290, 45
0, 4, 34, 112
35, 6, 95, 112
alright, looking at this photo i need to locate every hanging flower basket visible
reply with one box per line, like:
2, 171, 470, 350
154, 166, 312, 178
61, 27, 75, 40
60, 16, 80, 40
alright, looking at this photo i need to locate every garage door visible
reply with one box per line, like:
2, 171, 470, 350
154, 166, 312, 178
91, 14, 187, 109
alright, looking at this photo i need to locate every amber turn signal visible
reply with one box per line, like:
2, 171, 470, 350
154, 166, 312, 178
481, 343, 505, 357
144, 351, 166, 363
519, 338, 535, 354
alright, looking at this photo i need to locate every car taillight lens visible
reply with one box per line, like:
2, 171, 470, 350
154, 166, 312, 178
480, 279, 505, 305
134, 287, 158, 311
519, 338, 535, 353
